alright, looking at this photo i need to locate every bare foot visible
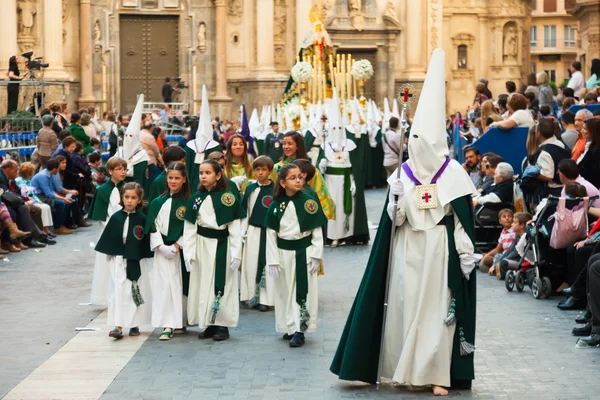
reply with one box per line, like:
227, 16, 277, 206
433, 386, 448, 396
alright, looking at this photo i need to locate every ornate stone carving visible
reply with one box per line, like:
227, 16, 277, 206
94, 20, 102, 53
348, 0, 365, 31
430, 0, 441, 50
62, 0, 69, 22
274, 0, 286, 42
452, 68, 474, 81
228, 0, 243, 24
382, 0, 401, 28
198, 22, 207, 53
17, 0, 36, 37
503, 22, 518, 62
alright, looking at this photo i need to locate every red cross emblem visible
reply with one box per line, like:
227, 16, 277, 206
336, 153, 343, 161
422, 193, 432, 203
397, 83, 416, 106
403, 88, 413, 103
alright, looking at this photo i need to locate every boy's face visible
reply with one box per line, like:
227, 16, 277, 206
93, 143, 100, 149
90, 160, 101, 168
110, 165, 127, 182
512, 217, 525, 234
500, 212, 513, 229
254, 166, 271, 183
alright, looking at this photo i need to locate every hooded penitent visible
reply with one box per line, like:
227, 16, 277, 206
186, 85, 219, 156
346, 98, 365, 136
323, 92, 356, 155
392, 98, 400, 119
249, 108, 261, 139
389, 48, 476, 230
122, 94, 150, 170
382, 97, 392, 132
240, 104, 257, 157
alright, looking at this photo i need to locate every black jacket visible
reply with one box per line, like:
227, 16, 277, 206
578, 145, 600, 190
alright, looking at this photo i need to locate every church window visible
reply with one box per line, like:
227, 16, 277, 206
457, 45, 467, 70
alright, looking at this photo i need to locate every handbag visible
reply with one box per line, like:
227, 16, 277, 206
549, 197, 589, 249
1, 191, 25, 208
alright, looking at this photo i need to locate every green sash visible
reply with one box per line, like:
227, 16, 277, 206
87, 180, 123, 221
326, 167, 352, 216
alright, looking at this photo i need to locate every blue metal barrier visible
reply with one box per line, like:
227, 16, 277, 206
470, 126, 529, 174
568, 104, 600, 115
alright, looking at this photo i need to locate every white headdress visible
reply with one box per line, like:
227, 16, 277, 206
382, 97, 392, 132
187, 85, 219, 154
324, 92, 356, 152
122, 94, 144, 161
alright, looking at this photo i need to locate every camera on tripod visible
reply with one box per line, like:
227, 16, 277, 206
174, 77, 188, 89
22, 51, 49, 71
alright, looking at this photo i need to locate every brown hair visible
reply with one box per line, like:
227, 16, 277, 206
584, 118, 600, 148
62, 136, 77, 148
106, 156, 127, 173
18, 162, 36, 180
514, 212, 532, 225
565, 182, 588, 198
224, 134, 253, 178
498, 208, 514, 220
120, 182, 144, 210
561, 97, 576, 113
199, 160, 229, 192
53, 155, 66, 164
508, 93, 528, 112
252, 155, 274, 171
163, 162, 191, 200
273, 163, 301, 200
281, 131, 309, 161
207, 151, 225, 162
293, 158, 316, 182
526, 123, 540, 160
476, 83, 487, 94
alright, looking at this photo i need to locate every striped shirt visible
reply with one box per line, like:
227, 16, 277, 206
498, 228, 516, 252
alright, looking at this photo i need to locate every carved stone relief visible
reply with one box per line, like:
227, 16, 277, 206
198, 22, 207, 53
274, 0, 287, 67
94, 20, 102, 53
430, 0, 441, 50
503, 21, 518, 62
228, 0, 243, 25
348, 0, 365, 31
382, 0, 401, 28
17, 0, 36, 37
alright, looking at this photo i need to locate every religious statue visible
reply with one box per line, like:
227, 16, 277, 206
17, 0, 36, 37
94, 20, 102, 52
198, 22, 207, 53
348, 0, 365, 31
382, 0, 401, 27
503, 26, 518, 61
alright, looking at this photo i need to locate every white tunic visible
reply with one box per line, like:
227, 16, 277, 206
266, 201, 323, 334
148, 198, 184, 329
107, 213, 152, 328
90, 186, 122, 305
381, 193, 474, 387
182, 195, 242, 328
240, 185, 275, 305
324, 145, 356, 240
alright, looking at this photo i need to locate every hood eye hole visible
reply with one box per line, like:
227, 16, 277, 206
413, 134, 419, 138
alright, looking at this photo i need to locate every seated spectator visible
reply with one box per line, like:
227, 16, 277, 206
480, 100, 503, 134
577, 255, 600, 346
56, 137, 82, 191
577, 118, 600, 189
88, 152, 108, 189
462, 147, 481, 187
494, 212, 532, 278
37, 114, 60, 170
584, 93, 598, 105
90, 137, 101, 153
51, 155, 90, 228
15, 162, 55, 238
31, 159, 76, 235
572, 109, 594, 161
506, 81, 517, 94
69, 113, 94, 155
565, 182, 587, 198
478, 153, 504, 194
540, 105, 553, 118
475, 162, 514, 205
560, 97, 576, 117
0, 201, 30, 256
51, 129, 72, 158
490, 93, 534, 129
558, 159, 600, 207
472, 83, 489, 112
81, 113, 97, 140
534, 118, 571, 196
479, 208, 515, 272
561, 111, 578, 150
497, 94, 509, 117
562, 87, 575, 100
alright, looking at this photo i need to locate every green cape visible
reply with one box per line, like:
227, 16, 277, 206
265, 191, 327, 234
147, 170, 167, 204
184, 187, 246, 226
329, 194, 476, 388
242, 181, 274, 228
124, 161, 149, 199
365, 129, 387, 188
87, 180, 124, 221
144, 193, 188, 243
344, 130, 371, 244
184, 145, 221, 192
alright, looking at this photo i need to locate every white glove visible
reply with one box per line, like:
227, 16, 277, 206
459, 253, 477, 280
229, 258, 241, 271
350, 181, 356, 196
268, 264, 280, 279
158, 244, 178, 259
319, 158, 327, 175
184, 258, 193, 273
390, 179, 404, 198
309, 258, 320, 274
241, 230, 247, 244
230, 175, 246, 189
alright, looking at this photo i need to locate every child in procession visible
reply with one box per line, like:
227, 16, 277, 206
266, 164, 326, 347
182, 160, 245, 341
240, 156, 275, 311
145, 162, 191, 341
95, 182, 153, 339
147, 145, 187, 204
87, 156, 128, 305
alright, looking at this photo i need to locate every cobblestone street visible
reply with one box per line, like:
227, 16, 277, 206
2, 189, 600, 400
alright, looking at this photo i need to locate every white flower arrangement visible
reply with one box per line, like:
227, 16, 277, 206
291, 61, 313, 83
351, 59, 374, 81
283, 97, 303, 121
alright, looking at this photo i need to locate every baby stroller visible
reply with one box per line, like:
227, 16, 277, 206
504, 195, 597, 299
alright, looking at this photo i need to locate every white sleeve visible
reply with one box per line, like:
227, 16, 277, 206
536, 151, 554, 179
309, 227, 324, 260
266, 228, 279, 266
386, 190, 407, 226
453, 210, 475, 256
182, 220, 198, 261
150, 231, 164, 252
476, 192, 502, 205
227, 218, 243, 260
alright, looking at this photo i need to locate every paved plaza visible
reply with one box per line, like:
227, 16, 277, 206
2, 189, 600, 400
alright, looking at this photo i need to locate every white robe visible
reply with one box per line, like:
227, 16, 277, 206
182, 195, 242, 328
37, 202, 53, 227
106, 214, 152, 328
240, 186, 275, 305
90, 187, 122, 305
324, 147, 356, 240
148, 198, 184, 329
381, 194, 474, 387
266, 202, 323, 334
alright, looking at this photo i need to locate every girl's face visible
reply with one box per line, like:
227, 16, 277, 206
280, 167, 303, 194
231, 138, 245, 157
582, 124, 590, 140
282, 137, 297, 158
167, 170, 186, 193
66, 143, 77, 153
200, 164, 221, 189
59, 160, 67, 171
485, 165, 495, 178
122, 189, 141, 212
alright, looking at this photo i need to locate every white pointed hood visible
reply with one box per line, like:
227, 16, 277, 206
249, 108, 261, 138
366, 100, 379, 138
324, 92, 356, 152
382, 97, 392, 132
388, 48, 476, 231
123, 94, 144, 161
346, 98, 364, 135
300, 106, 308, 134
392, 98, 400, 119
187, 85, 219, 154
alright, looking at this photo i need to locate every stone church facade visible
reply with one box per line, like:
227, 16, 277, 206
0, 0, 534, 118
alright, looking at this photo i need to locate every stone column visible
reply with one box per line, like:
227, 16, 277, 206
295, 0, 311, 52
43, 0, 69, 79
404, 0, 426, 79
0, 0, 18, 66
78, 0, 95, 106
256, 0, 276, 76
214, 0, 229, 99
